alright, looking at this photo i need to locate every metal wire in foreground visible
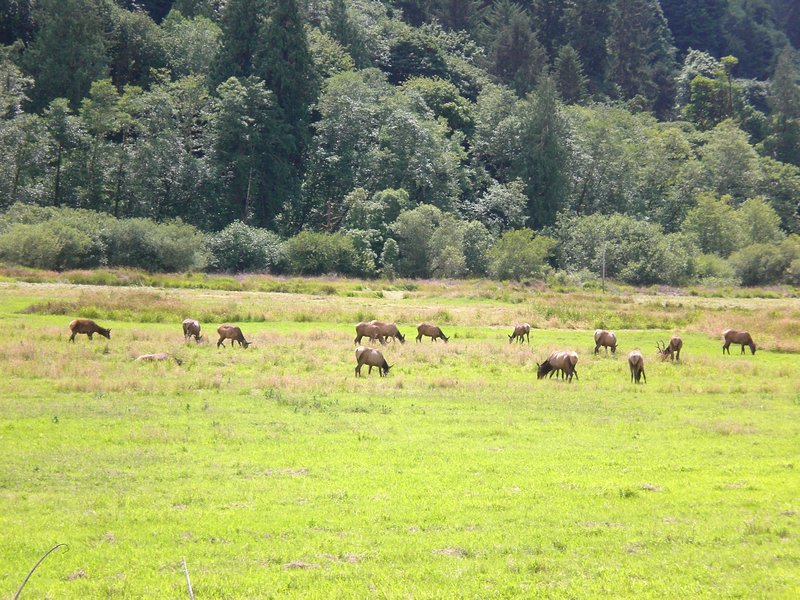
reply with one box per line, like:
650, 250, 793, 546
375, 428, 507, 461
14, 543, 68, 600
182, 557, 195, 600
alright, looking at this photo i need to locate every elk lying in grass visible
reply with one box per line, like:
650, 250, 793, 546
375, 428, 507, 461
355, 346, 392, 377
354, 322, 386, 345
722, 329, 756, 355
537, 351, 579, 383
628, 350, 646, 384
182, 319, 202, 343
217, 325, 251, 348
508, 323, 531, 344
594, 329, 617, 354
369, 320, 405, 343
657, 336, 682, 361
416, 323, 449, 343
68, 319, 111, 343
136, 352, 183, 366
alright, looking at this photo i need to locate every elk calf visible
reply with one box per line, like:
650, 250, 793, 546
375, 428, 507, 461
537, 350, 579, 383
217, 325, 251, 348
722, 329, 756, 355
416, 323, 449, 343
628, 350, 646, 384
508, 323, 531, 344
182, 319, 202, 343
594, 329, 617, 354
657, 336, 682, 361
69, 319, 111, 343
354, 322, 386, 345
355, 346, 392, 377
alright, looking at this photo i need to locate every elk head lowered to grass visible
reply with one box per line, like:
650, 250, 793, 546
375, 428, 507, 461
354, 322, 386, 345
508, 323, 531, 344
594, 329, 617, 355
537, 351, 579, 383
722, 329, 756, 355
368, 320, 406, 344
355, 346, 392, 377
182, 319, 202, 343
68, 319, 111, 343
216, 325, 251, 348
657, 336, 682, 361
416, 323, 449, 343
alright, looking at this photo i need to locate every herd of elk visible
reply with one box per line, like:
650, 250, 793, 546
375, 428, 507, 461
509, 323, 531, 344
67, 315, 759, 382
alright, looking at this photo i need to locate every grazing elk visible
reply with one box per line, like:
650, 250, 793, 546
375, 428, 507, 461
369, 320, 406, 344
657, 336, 683, 361
594, 329, 617, 355
508, 323, 531, 344
217, 325, 251, 348
537, 351, 579, 383
354, 322, 386, 345
722, 329, 756, 355
68, 319, 111, 343
416, 323, 449, 343
628, 350, 646, 384
182, 319, 202, 343
355, 345, 392, 377
136, 352, 183, 366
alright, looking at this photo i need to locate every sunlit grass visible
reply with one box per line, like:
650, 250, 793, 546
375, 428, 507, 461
0, 281, 798, 598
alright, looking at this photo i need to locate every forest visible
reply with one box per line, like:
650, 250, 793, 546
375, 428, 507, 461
1, 0, 800, 286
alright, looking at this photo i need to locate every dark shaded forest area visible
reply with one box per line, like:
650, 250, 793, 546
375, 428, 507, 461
1, 0, 799, 286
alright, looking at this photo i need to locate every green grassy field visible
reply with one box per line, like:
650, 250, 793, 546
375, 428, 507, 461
1, 278, 798, 598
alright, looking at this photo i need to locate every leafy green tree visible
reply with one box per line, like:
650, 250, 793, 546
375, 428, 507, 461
380, 237, 400, 278
487, 229, 555, 281
326, 0, 370, 68
0, 0, 35, 45
738, 197, 785, 245
0, 44, 32, 118
758, 157, 800, 233
462, 220, 492, 276
385, 26, 451, 85
553, 45, 588, 104
683, 56, 749, 130
24, 0, 110, 110
400, 77, 475, 137
511, 76, 570, 228
468, 179, 528, 235
162, 10, 222, 79
682, 193, 743, 257
108, 6, 166, 89
306, 27, 355, 81
429, 214, 467, 278
698, 120, 762, 203
729, 243, 790, 285
43, 99, 80, 207
723, 0, 778, 79
433, 0, 484, 34
391, 204, 443, 277
205, 220, 283, 272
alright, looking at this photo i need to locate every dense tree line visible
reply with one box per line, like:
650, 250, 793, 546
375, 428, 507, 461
1, 0, 800, 286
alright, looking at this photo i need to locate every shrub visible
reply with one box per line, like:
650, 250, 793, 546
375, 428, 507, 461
205, 221, 283, 273
0, 221, 99, 270
729, 243, 789, 285
283, 231, 356, 275
487, 229, 555, 281
381, 238, 400, 278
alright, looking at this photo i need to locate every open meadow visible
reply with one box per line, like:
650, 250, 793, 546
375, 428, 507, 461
0, 275, 799, 598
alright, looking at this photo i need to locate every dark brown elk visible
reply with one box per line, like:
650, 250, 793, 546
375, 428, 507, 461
722, 329, 756, 355
369, 320, 405, 344
594, 329, 617, 354
217, 325, 251, 348
537, 351, 579, 382
416, 323, 449, 343
68, 319, 111, 343
628, 350, 646, 384
508, 323, 531, 344
355, 346, 392, 377
657, 336, 682, 361
354, 322, 386, 345
182, 319, 202, 343
136, 352, 183, 366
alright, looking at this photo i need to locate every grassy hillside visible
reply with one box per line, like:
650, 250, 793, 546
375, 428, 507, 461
0, 280, 798, 597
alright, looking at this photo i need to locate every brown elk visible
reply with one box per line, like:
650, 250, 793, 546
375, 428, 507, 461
217, 325, 251, 348
136, 352, 183, 366
722, 329, 756, 355
657, 336, 682, 361
594, 329, 617, 354
508, 323, 531, 344
416, 323, 449, 343
368, 320, 405, 344
537, 351, 579, 383
355, 346, 392, 377
68, 319, 111, 343
182, 319, 202, 343
628, 350, 646, 384
354, 322, 386, 345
